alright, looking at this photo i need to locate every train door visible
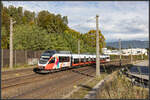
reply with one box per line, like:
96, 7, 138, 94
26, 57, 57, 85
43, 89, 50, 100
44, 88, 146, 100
70, 56, 73, 67
84, 56, 86, 64
45, 57, 55, 70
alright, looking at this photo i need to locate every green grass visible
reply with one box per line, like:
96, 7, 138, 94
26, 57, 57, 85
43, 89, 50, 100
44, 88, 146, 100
97, 72, 149, 99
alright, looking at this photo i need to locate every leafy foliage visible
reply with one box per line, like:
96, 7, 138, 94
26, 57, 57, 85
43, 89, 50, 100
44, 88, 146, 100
1, 3, 106, 54
13, 25, 48, 50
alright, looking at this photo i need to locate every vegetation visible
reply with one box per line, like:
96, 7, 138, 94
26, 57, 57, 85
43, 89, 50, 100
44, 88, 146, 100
97, 72, 149, 99
1, 3, 106, 54
69, 74, 107, 99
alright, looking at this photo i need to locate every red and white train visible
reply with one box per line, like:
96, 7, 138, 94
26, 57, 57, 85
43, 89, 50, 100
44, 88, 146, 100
35, 50, 110, 73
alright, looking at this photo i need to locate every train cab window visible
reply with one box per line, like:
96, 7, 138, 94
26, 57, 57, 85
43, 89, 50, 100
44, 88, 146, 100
106, 57, 109, 59
49, 57, 55, 63
74, 59, 79, 64
59, 56, 69, 62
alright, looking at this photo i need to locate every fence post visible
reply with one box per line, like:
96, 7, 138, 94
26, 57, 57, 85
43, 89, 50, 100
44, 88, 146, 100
15, 50, 16, 66
25, 50, 28, 64
2, 49, 3, 67
34, 51, 36, 58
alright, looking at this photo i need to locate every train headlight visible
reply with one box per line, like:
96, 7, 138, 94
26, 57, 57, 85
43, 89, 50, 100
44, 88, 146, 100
38, 66, 45, 69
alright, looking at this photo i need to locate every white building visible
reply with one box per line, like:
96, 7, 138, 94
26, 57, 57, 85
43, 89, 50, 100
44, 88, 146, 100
102, 48, 120, 55
122, 48, 147, 56
102, 48, 147, 56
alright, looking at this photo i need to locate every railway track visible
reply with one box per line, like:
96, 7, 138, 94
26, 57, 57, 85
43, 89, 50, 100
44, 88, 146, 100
2, 66, 94, 99
2, 60, 130, 99
2, 66, 90, 89
10, 67, 95, 99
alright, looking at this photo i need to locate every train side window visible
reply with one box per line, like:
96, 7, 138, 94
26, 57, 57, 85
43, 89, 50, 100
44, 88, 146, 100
59, 56, 63, 62
64, 57, 69, 62
59, 56, 69, 62
86, 58, 89, 62
74, 59, 79, 64
92, 58, 94, 61
89, 57, 91, 61
81, 58, 84, 62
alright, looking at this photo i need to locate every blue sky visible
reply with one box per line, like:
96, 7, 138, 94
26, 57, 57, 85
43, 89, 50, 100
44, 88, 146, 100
3, 1, 149, 42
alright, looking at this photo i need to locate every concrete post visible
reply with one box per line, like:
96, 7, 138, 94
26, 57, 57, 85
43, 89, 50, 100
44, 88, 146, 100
96, 14, 100, 76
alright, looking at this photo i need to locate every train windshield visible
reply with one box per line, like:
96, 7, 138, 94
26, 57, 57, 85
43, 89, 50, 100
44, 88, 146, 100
39, 52, 54, 64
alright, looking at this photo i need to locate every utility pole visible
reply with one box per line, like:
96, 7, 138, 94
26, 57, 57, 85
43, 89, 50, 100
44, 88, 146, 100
141, 49, 143, 60
9, 17, 16, 69
96, 14, 100, 76
119, 39, 122, 66
78, 39, 80, 54
131, 46, 133, 64
78, 39, 81, 63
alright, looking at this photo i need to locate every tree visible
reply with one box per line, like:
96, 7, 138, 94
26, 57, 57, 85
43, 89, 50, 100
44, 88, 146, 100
23, 10, 35, 24
84, 30, 105, 53
37, 10, 68, 34
1, 27, 9, 49
13, 25, 48, 50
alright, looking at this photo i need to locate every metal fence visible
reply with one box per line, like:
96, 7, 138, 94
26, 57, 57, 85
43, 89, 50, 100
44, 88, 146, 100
1, 49, 44, 67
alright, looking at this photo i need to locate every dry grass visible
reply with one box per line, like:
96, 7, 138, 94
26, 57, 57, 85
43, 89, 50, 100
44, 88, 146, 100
69, 73, 108, 99
97, 73, 149, 99
2, 64, 35, 71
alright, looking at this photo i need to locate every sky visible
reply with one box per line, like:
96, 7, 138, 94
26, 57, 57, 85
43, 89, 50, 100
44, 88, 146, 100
3, 1, 149, 42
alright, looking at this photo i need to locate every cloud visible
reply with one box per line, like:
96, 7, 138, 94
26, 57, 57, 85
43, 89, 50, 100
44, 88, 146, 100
2, 1, 149, 41
105, 33, 149, 42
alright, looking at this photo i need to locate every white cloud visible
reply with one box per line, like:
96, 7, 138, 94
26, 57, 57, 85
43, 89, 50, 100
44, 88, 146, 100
2, 1, 149, 41
105, 33, 149, 41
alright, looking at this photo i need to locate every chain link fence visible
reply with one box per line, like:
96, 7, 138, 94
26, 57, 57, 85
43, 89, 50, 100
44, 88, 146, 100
1, 49, 44, 67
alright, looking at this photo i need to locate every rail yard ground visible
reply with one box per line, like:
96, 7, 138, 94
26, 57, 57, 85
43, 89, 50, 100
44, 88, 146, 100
1, 60, 148, 99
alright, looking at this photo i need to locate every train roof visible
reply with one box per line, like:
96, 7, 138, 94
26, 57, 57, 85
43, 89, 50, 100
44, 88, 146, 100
43, 50, 110, 58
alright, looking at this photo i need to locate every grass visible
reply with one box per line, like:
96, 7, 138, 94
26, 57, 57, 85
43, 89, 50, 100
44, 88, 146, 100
97, 72, 149, 99
69, 73, 108, 99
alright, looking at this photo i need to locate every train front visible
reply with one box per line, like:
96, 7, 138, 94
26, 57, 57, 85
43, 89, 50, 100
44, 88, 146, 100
34, 50, 56, 73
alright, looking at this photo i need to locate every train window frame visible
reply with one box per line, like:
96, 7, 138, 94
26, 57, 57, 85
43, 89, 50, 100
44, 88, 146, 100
84, 56, 86, 62
89, 57, 91, 61
74, 58, 79, 64
81, 58, 84, 63
86, 58, 89, 62
59, 56, 70, 62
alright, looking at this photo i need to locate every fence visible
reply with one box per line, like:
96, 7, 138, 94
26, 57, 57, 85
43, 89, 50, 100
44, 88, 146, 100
1, 49, 44, 67
110, 55, 148, 61
1, 49, 148, 68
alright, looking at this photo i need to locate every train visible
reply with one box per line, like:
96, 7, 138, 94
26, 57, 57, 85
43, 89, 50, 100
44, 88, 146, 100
34, 50, 110, 73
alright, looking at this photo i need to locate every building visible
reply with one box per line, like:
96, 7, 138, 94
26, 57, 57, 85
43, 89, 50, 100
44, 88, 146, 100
122, 48, 147, 56
102, 48, 147, 56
